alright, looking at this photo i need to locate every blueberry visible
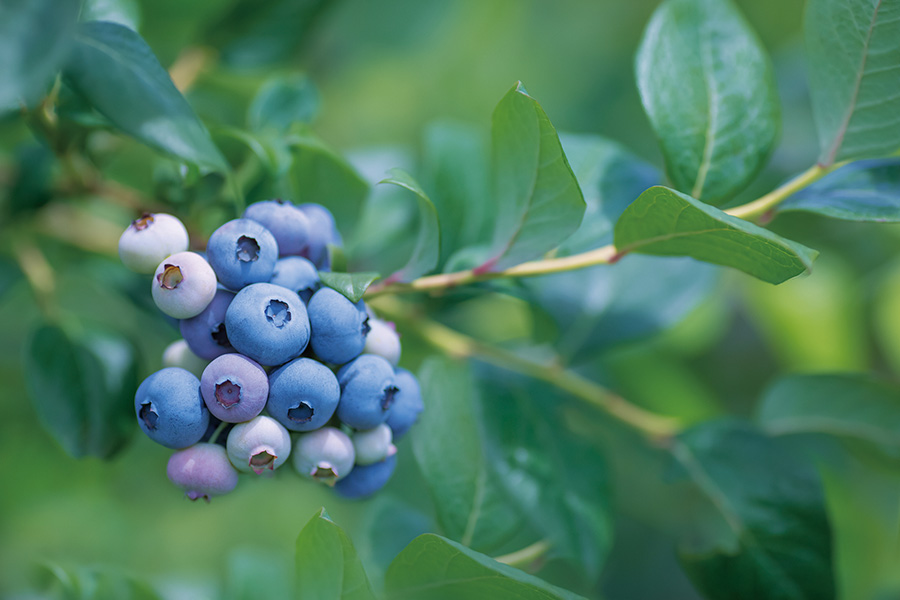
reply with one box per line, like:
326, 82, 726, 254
243, 199, 311, 256
206, 219, 278, 291
386, 368, 424, 439
297, 204, 340, 269
119, 212, 189, 274
362, 319, 401, 366
336, 355, 398, 429
167, 443, 239, 501
225, 283, 310, 366
151, 252, 218, 319
292, 427, 355, 485
226, 415, 291, 474
267, 358, 340, 431
161, 339, 208, 378
201, 354, 268, 423
307, 288, 369, 365
179, 289, 236, 360
269, 256, 319, 303
353, 423, 395, 465
135, 367, 210, 449
334, 454, 397, 500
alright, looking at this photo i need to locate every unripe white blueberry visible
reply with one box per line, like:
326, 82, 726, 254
226, 415, 291, 474
363, 319, 401, 366
352, 423, 395, 465
119, 213, 190, 273
293, 427, 355, 485
151, 252, 218, 319
162, 339, 208, 378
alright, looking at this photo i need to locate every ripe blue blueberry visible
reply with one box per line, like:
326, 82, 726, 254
298, 204, 340, 269
292, 427, 355, 485
225, 283, 310, 366
353, 423, 395, 465
167, 443, 239, 501
162, 339, 208, 378
307, 287, 369, 365
269, 256, 319, 303
201, 354, 269, 423
363, 318, 401, 366
386, 368, 424, 439
243, 199, 311, 256
226, 415, 291, 474
135, 367, 210, 449
267, 357, 340, 431
336, 355, 398, 430
179, 289, 236, 360
206, 219, 278, 291
118, 212, 189, 274
151, 252, 218, 319
334, 454, 397, 500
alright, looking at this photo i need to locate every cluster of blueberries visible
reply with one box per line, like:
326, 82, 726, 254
118, 200, 423, 502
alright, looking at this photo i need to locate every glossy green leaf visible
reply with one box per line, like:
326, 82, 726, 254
421, 120, 492, 263
674, 420, 835, 600
63, 21, 227, 171
614, 186, 817, 284
779, 159, 900, 221
636, 0, 779, 204
412, 357, 524, 553
385, 534, 587, 600
295, 508, 375, 600
24, 325, 137, 459
0, 0, 79, 111
286, 130, 369, 235
481, 381, 613, 580
489, 82, 585, 269
379, 168, 440, 282
81, 0, 141, 30
806, 0, 900, 165
248, 73, 320, 132
318, 272, 379, 304
757, 373, 900, 446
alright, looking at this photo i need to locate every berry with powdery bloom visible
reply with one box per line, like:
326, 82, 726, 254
334, 454, 397, 500
167, 443, 239, 502
336, 355, 398, 430
269, 256, 320, 303
118, 212, 189, 274
307, 287, 369, 365
352, 423, 395, 466
200, 354, 269, 423
151, 252, 217, 319
386, 368, 424, 439
206, 219, 279, 291
243, 199, 311, 257
225, 283, 310, 366
267, 357, 340, 432
363, 318, 401, 366
293, 427, 355, 486
135, 367, 209, 449
297, 204, 340, 269
179, 289, 236, 360
226, 415, 291, 474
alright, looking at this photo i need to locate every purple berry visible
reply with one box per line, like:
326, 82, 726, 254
179, 289, 236, 360
167, 443, 239, 501
200, 354, 268, 423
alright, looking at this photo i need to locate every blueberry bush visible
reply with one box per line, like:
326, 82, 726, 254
2, 0, 900, 598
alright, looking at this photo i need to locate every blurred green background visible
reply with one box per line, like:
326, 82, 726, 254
3, 0, 900, 598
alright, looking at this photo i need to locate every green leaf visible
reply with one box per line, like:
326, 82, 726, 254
557, 132, 661, 252
295, 508, 376, 600
613, 186, 817, 284
635, 0, 779, 204
62, 21, 227, 171
757, 373, 900, 447
81, 0, 141, 30
385, 534, 587, 600
0, 0, 79, 111
318, 272, 380, 304
806, 0, 900, 165
379, 168, 440, 282
481, 381, 613, 580
412, 357, 524, 553
779, 159, 900, 221
248, 73, 320, 132
674, 420, 835, 600
421, 120, 492, 263
286, 130, 370, 235
23, 325, 137, 459
224, 549, 292, 600
489, 82, 585, 270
